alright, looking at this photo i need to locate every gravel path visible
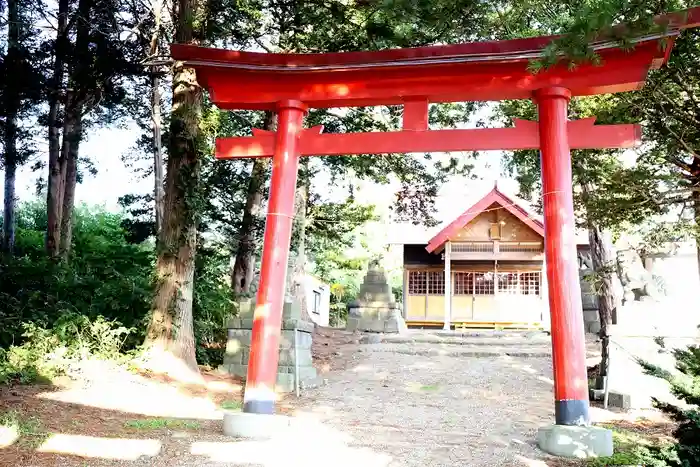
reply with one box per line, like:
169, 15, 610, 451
293, 345, 559, 467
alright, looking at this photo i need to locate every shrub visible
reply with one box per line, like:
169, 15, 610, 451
1, 202, 237, 370
0, 314, 134, 385
0, 203, 153, 348
637, 344, 700, 467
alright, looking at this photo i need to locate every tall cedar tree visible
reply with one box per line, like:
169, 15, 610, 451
44, 0, 145, 258
143, 0, 204, 380
2, 0, 42, 254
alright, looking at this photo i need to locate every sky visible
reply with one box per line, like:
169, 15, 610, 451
4, 122, 151, 211
2, 105, 517, 223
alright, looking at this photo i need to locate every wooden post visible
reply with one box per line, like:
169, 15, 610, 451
444, 242, 451, 330
243, 100, 306, 415
535, 87, 590, 426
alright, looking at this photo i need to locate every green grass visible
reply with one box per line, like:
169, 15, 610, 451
220, 400, 243, 411
0, 410, 48, 448
124, 418, 201, 430
586, 426, 676, 467
419, 384, 440, 392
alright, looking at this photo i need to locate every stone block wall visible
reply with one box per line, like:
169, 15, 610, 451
220, 300, 321, 393
580, 269, 601, 334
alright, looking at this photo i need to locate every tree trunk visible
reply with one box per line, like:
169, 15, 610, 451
694, 188, 700, 278
2, 0, 20, 255
153, 75, 165, 237
588, 225, 615, 386
692, 158, 700, 278
150, 0, 165, 237
59, 92, 82, 257
45, 0, 70, 257
143, 0, 203, 382
58, 0, 92, 258
581, 183, 616, 389
231, 111, 274, 295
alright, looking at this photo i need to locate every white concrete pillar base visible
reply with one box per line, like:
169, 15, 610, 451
537, 425, 613, 459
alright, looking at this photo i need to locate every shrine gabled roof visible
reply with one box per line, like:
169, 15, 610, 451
425, 186, 544, 254
170, 7, 700, 110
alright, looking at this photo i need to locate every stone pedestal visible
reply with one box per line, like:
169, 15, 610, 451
220, 300, 321, 393
346, 264, 406, 334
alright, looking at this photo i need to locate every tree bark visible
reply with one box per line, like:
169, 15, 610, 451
2, 0, 20, 255
143, 0, 203, 382
150, 0, 165, 237
45, 0, 70, 257
582, 183, 616, 389
231, 111, 274, 295
692, 158, 700, 278
58, 0, 92, 258
693, 188, 700, 278
58, 91, 82, 257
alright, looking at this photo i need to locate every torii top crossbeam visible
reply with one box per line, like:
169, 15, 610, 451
172, 7, 700, 110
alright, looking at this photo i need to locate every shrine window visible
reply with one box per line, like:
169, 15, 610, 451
519, 272, 541, 295
453, 272, 474, 295
497, 272, 520, 295
427, 271, 445, 295
473, 272, 495, 295
408, 271, 427, 295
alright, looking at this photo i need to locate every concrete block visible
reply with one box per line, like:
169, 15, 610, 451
222, 353, 241, 366
276, 373, 295, 392
226, 363, 249, 379
583, 309, 600, 323
537, 425, 613, 459
222, 411, 292, 439
226, 330, 251, 347
282, 300, 301, 320
282, 319, 314, 333
345, 317, 359, 331
278, 349, 312, 367
586, 321, 601, 334
607, 391, 632, 409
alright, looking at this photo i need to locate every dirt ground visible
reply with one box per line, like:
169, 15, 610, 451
0, 328, 678, 466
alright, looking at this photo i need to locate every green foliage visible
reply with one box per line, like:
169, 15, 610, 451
637, 344, 700, 466
124, 418, 201, 430
0, 203, 153, 348
585, 423, 678, 466
1, 202, 235, 371
220, 400, 242, 411
193, 243, 237, 367
497, 95, 669, 232
0, 410, 48, 449
0, 313, 133, 384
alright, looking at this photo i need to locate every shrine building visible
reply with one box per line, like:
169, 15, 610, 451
398, 185, 588, 329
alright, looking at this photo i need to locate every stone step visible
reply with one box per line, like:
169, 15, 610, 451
357, 343, 551, 358
374, 331, 551, 347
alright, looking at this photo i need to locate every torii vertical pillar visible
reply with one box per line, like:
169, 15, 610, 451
536, 87, 590, 426
243, 99, 306, 415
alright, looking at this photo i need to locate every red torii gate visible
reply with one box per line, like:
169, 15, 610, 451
172, 9, 700, 430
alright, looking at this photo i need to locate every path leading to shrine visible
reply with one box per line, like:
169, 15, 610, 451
1, 329, 674, 466
294, 331, 565, 467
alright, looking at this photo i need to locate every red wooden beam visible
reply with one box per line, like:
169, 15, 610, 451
403, 98, 429, 131
215, 118, 640, 159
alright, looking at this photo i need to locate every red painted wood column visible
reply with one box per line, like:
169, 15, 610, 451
243, 99, 307, 415
535, 87, 590, 426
